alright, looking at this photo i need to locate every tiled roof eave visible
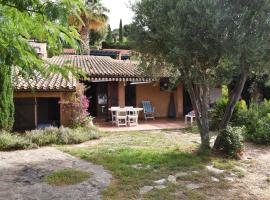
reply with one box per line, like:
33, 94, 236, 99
14, 88, 76, 92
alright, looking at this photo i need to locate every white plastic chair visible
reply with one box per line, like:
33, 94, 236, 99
127, 107, 138, 126
111, 107, 120, 125
185, 110, 196, 124
116, 109, 128, 127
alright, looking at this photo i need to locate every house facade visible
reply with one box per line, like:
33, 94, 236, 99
12, 44, 221, 131
12, 54, 185, 131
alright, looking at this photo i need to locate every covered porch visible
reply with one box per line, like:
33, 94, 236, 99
84, 79, 185, 122
94, 118, 186, 132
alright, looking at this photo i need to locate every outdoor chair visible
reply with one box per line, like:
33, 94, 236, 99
111, 107, 120, 125
127, 108, 138, 126
142, 101, 155, 120
185, 110, 196, 124
116, 109, 128, 127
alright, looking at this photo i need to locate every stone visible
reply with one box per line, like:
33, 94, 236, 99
0, 147, 112, 200
234, 166, 247, 173
186, 183, 203, 190
168, 175, 177, 184
192, 171, 199, 174
139, 186, 154, 194
230, 172, 237, 177
224, 177, 235, 182
211, 177, 220, 182
153, 179, 166, 185
154, 185, 167, 190
206, 165, 225, 175
176, 172, 188, 178
131, 164, 151, 170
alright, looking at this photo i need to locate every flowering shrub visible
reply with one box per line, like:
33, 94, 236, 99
60, 83, 93, 128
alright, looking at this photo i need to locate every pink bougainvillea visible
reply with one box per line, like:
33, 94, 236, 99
59, 83, 92, 127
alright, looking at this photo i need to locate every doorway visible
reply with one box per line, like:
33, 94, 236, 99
125, 82, 136, 107
183, 88, 192, 115
85, 82, 108, 118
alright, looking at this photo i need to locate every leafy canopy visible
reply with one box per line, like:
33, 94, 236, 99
0, 0, 84, 75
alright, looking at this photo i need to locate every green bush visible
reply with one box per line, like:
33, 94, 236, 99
26, 126, 101, 146
209, 98, 247, 131
241, 100, 270, 144
0, 131, 36, 151
58, 127, 100, 144
216, 126, 245, 158
26, 127, 60, 146
0, 126, 101, 151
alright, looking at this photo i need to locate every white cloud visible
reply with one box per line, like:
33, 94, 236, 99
102, 0, 137, 29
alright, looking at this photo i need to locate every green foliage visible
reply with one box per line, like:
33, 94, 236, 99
119, 19, 123, 43
0, 65, 14, 131
216, 126, 245, 158
240, 100, 270, 144
105, 25, 113, 43
0, 131, 36, 151
0, 126, 100, 151
89, 25, 107, 47
25, 126, 100, 147
43, 168, 91, 186
0, 0, 85, 131
209, 98, 247, 131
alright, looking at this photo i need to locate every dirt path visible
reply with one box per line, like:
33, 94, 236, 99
0, 147, 111, 200
232, 143, 270, 200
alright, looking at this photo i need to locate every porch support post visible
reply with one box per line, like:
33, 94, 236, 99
174, 84, 184, 118
34, 97, 38, 128
118, 81, 125, 107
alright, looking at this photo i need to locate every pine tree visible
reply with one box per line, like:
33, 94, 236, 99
106, 25, 113, 43
0, 65, 14, 131
119, 19, 123, 43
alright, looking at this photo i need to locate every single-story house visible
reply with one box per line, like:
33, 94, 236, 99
12, 43, 221, 131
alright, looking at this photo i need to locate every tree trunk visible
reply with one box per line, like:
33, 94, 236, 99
80, 25, 90, 55
0, 64, 14, 131
213, 68, 249, 149
186, 81, 211, 152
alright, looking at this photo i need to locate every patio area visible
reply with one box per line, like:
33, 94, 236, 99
94, 118, 186, 132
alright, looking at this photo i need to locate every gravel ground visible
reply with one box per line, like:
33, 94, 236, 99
0, 147, 111, 200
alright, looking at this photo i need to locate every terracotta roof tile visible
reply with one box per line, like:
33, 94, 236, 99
47, 55, 141, 78
13, 55, 153, 92
13, 69, 76, 91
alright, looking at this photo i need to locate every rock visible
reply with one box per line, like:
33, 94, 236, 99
224, 177, 235, 182
153, 179, 166, 185
186, 183, 203, 190
174, 191, 185, 197
131, 164, 143, 169
230, 172, 237, 177
168, 175, 177, 184
131, 164, 151, 170
206, 165, 225, 175
234, 166, 247, 173
154, 185, 167, 190
192, 171, 199, 174
139, 186, 154, 194
211, 177, 220, 182
176, 172, 188, 178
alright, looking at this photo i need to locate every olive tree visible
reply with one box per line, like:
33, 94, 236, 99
131, 0, 226, 152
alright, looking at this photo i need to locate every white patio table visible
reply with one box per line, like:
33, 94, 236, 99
109, 107, 143, 127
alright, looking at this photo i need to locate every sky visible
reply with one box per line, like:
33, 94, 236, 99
102, 0, 137, 30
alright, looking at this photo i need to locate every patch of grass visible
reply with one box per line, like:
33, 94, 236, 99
211, 158, 237, 171
61, 130, 239, 199
43, 168, 91, 186
183, 126, 199, 134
